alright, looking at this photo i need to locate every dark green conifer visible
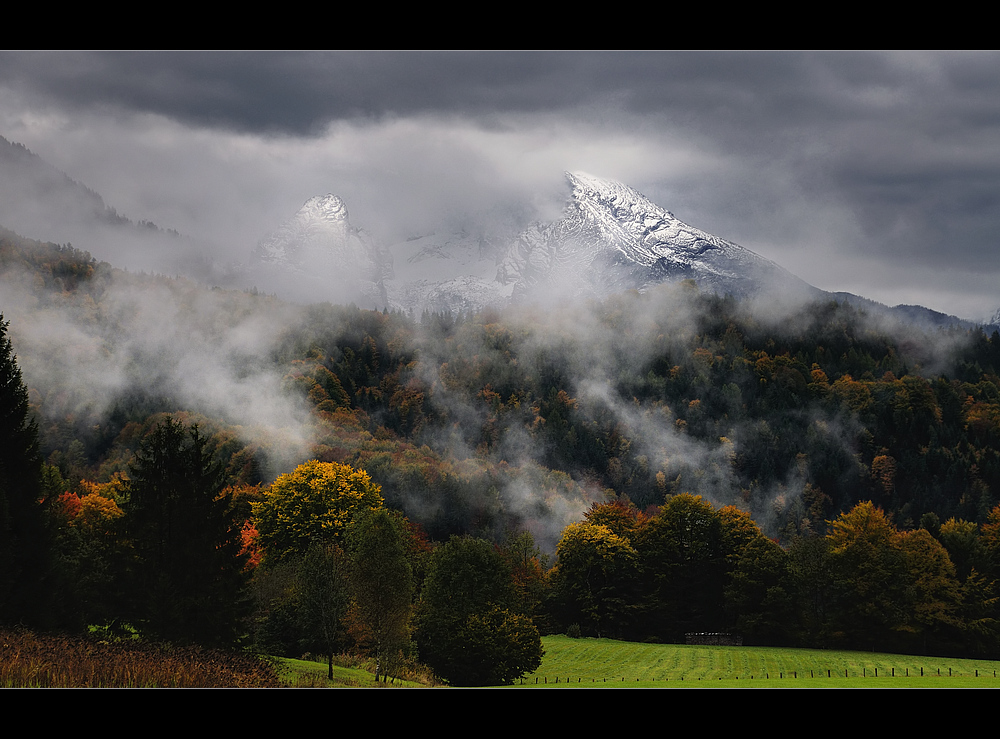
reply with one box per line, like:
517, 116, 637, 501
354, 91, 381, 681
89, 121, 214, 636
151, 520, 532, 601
123, 418, 248, 646
0, 315, 48, 625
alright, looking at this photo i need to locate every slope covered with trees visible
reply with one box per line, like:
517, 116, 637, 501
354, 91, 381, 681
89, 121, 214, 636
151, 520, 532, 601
7, 228, 1000, 676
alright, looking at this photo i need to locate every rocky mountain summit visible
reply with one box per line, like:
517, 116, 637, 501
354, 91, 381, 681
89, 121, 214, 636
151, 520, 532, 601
251, 172, 818, 313
497, 171, 818, 305
248, 193, 390, 306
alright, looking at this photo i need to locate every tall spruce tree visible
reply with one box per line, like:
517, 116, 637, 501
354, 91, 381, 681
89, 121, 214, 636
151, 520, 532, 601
123, 418, 248, 646
0, 315, 48, 625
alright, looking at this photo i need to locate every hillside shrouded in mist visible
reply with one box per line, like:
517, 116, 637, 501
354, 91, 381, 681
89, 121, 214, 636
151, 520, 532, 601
5, 226, 1000, 554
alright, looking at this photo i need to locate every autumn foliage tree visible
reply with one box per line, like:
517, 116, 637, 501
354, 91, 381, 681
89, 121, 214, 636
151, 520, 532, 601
824, 502, 908, 649
718, 505, 793, 644
818, 501, 978, 654
898, 528, 962, 649
50, 483, 126, 630
635, 493, 728, 640
550, 521, 638, 638
252, 460, 383, 566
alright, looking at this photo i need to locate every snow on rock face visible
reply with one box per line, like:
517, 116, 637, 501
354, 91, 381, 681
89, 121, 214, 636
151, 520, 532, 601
249, 194, 389, 307
382, 229, 508, 315
497, 172, 816, 305
245, 174, 818, 312
255, 194, 364, 269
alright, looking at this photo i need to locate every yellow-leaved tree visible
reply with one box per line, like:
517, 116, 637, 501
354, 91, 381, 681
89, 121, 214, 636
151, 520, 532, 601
252, 460, 383, 566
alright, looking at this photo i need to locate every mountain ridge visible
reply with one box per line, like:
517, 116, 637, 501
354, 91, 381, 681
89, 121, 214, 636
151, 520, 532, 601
495, 171, 821, 306
0, 132, 992, 329
253, 171, 985, 334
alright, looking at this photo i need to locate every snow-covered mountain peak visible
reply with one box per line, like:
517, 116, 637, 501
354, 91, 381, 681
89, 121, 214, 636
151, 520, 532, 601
496, 172, 818, 304
252, 194, 360, 266
246, 174, 819, 312
247, 193, 389, 306
561, 171, 745, 266
297, 193, 350, 225
566, 170, 674, 220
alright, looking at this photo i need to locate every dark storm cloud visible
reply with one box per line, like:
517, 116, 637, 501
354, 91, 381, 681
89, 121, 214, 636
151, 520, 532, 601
2, 51, 950, 135
0, 50, 671, 134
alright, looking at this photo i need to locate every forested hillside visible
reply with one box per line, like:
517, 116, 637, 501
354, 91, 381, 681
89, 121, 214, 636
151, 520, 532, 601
5, 228, 1000, 675
7, 226, 1000, 540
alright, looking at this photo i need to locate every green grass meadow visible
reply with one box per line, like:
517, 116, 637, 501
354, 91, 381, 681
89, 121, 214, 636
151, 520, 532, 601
274, 655, 435, 688
512, 636, 1000, 688
275, 657, 385, 687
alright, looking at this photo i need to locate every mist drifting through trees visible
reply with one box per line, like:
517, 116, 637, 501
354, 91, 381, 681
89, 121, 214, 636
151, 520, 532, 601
6, 203, 1000, 676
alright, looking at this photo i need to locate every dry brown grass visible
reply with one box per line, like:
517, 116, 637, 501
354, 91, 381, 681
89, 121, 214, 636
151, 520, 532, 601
0, 629, 279, 688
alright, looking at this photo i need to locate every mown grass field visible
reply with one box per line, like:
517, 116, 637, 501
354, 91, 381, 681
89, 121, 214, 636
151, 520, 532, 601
512, 636, 1000, 688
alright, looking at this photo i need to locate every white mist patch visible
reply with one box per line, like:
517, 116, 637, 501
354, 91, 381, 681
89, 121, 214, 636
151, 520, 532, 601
1, 266, 315, 480
497, 470, 596, 555
575, 376, 740, 506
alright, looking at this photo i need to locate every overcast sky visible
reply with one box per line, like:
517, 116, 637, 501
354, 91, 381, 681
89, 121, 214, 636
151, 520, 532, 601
2, 50, 1000, 320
